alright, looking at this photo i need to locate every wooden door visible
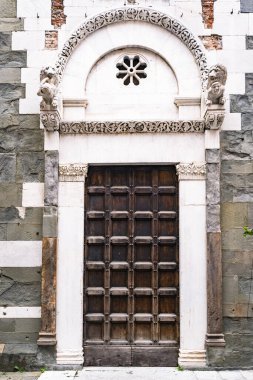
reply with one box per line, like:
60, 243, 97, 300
84, 165, 179, 366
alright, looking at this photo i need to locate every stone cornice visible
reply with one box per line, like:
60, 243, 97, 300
54, 7, 208, 89
176, 162, 206, 180
59, 164, 88, 182
174, 97, 201, 107
59, 120, 205, 134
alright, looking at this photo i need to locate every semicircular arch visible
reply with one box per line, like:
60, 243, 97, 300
55, 7, 208, 89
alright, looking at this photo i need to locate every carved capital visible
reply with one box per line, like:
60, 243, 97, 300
41, 110, 60, 131
59, 164, 88, 182
204, 107, 225, 130
176, 162, 206, 180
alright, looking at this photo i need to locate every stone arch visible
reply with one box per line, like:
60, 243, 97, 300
54, 7, 208, 89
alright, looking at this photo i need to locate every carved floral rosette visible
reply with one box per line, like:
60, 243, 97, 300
54, 7, 208, 89
59, 164, 88, 182
59, 120, 205, 134
176, 162, 206, 180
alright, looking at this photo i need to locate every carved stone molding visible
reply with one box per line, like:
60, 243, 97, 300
60, 120, 205, 134
54, 7, 208, 88
59, 164, 88, 182
178, 349, 206, 367
174, 97, 201, 107
204, 108, 225, 130
63, 99, 88, 108
41, 110, 60, 131
176, 162, 206, 180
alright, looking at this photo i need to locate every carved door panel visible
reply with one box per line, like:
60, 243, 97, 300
84, 166, 179, 366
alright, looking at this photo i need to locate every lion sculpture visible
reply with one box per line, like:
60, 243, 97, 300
206, 64, 227, 106
37, 66, 58, 110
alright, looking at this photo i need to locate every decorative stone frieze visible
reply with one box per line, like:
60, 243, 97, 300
59, 120, 205, 134
54, 7, 208, 89
59, 164, 88, 182
176, 162, 206, 180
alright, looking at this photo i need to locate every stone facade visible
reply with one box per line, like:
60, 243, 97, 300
0, 0, 253, 371
0, 0, 44, 370
208, 73, 253, 368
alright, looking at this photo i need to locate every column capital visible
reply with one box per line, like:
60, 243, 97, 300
176, 162, 206, 180
59, 163, 88, 182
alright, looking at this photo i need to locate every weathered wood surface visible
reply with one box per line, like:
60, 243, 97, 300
37, 237, 57, 345
84, 166, 179, 365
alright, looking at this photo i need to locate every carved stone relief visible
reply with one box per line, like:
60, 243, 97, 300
53, 7, 208, 89
59, 120, 205, 134
38, 8, 229, 132
204, 109, 225, 130
38, 66, 60, 131
205, 64, 227, 107
38, 66, 58, 110
176, 162, 206, 180
202, 64, 227, 129
59, 164, 88, 182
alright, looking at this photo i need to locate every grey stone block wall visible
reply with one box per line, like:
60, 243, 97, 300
208, 72, 253, 367
241, 0, 253, 13
0, 1, 45, 370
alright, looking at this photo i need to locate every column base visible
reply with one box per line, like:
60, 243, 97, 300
57, 350, 84, 365
178, 349, 206, 368
206, 333, 225, 347
37, 332, 56, 346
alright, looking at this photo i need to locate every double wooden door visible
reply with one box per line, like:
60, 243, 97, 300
84, 165, 179, 366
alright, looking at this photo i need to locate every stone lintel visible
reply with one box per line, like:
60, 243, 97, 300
37, 237, 57, 346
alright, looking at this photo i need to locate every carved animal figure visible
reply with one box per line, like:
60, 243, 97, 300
206, 64, 227, 106
37, 66, 58, 109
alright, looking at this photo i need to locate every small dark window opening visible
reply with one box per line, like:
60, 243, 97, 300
116, 55, 147, 86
